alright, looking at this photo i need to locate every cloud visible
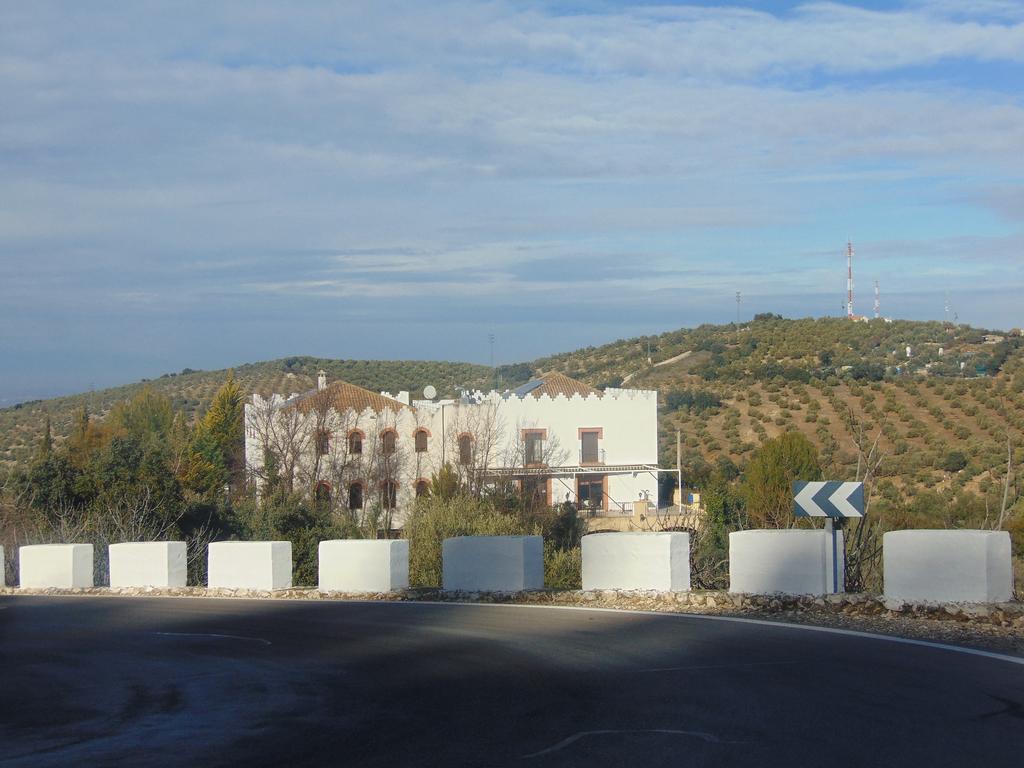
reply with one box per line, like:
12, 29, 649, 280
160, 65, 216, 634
1, 1, 1023, 399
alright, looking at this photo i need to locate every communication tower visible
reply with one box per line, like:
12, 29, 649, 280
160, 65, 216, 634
846, 240, 855, 319
874, 280, 880, 319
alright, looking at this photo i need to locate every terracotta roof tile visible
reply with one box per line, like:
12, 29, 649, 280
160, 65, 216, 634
528, 372, 599, 399
293, 381, 412, 415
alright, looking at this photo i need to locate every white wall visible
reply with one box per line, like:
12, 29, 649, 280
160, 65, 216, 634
109, 542, 187, 588
245, 397, 431, 526
19, 544, 94, 589
208, 541, 292, 590
480, 388, 658, 468
729, 530, 844, 596
411, 389, 659, 509
318, 540, 409, 592
442, 536, 544, 592
582, 532, 690, 591
883, 530, 1013, 603
246, 384, 660, 524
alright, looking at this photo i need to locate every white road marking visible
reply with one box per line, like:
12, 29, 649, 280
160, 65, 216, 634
404, 601, 1024, 667
14, 593, 1023, 667
642, 660, 802, 673
154, 631, 272, 646
521, 728, 739, 758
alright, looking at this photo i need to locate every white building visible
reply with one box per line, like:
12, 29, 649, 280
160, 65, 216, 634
244, 371, 659, 530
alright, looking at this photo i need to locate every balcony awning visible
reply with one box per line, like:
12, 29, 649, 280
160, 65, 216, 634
482, 464, 660, 477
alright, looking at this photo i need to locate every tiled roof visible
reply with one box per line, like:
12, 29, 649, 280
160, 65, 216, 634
525, 372, 599, 399
293, 381, 412, 415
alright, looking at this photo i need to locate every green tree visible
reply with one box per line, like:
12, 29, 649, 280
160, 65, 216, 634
429, 463, 461, 500
189, 372, 245, 496
744, 431, 821, 528
65, 406, 112, 468
690, 469, 744, 588
38, 415, 53, 459
940, 450, 968, 473
108, 387, 175, 447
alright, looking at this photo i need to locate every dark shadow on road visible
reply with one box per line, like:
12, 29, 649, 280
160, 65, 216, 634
0, 596, 1022, 767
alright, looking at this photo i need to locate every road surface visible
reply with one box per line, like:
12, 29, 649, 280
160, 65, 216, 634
1, 596, 1021, 766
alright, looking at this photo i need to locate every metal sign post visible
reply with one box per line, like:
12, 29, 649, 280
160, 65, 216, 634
793, 481, 865, 594
824, 518, 839, 594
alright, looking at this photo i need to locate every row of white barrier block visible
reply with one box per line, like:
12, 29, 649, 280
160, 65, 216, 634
728, 530, 844, 596
2, 530, 1016, 603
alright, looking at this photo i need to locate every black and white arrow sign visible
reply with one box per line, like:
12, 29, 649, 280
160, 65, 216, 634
793, 481, 864, 518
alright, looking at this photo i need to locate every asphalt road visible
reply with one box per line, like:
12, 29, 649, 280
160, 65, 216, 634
1, 597, 1022, 767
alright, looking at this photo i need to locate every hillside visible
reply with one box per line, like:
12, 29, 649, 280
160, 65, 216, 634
529, 316, 1024, 521
0, 358, 492, 467
3, 318, 1023, 522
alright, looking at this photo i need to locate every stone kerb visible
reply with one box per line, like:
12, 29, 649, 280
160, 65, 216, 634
729, 530, 844, 596
582, 532, 691, 592
0, 544, 4, 586
319, 540, 409, 592
442, 536, 544, 592
883, 530, 1013, 604
19, 544, 94, 589
109, 542, 187, 589
208, 541, 292, 591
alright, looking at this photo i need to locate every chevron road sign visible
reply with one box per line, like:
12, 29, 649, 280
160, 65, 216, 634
793, 481, 865, 519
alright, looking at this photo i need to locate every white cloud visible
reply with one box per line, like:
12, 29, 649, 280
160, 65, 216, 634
1, 1, 1023, 396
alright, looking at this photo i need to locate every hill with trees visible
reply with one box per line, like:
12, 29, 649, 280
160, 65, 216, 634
2, 316, 1022, 590
4, 318, 1023, 518
0, 357, 493, 468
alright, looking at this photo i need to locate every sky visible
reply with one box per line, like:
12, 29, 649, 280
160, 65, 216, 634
1, 1, 1023, 403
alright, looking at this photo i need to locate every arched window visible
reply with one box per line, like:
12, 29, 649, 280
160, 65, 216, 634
348, 430, 364, 455
315, 481, 332, 505
458, 433, 473, 465
415, 479, 430, 498
414, 429, 429, 453
381, 429, 397, 456
348, 482, 364, 511
382, 480, 398, 510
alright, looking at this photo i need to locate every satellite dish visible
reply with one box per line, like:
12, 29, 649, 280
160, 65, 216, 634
423, 385, 437, 400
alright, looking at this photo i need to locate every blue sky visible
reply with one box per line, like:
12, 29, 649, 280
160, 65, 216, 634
1, 1, 1023, 403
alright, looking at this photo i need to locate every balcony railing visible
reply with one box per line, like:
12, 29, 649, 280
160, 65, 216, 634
578, 448, 606, 464
580, 500, 632, 517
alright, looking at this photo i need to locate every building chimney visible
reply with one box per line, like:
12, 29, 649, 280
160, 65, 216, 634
317, 370, 327, 391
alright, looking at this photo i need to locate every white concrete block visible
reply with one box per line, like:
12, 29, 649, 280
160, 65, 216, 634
442, 536, 544, 592
109, 541, 187, 588
883, 530, 1012, 604
582, 532, 690, 591
19, 544, 94, 589
729, 530, 844, 596
318, 539, 409, 592
207, 541, 292, 590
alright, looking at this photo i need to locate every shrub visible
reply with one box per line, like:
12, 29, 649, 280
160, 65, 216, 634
403, 494, 529, 587
545, 544, 582, 589
665, 389, 722, 414
235, 490, 357, 587
940, 450, 968, 473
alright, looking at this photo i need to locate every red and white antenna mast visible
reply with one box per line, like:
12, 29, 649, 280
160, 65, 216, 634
846, 239, 854, 319
874, 280, 880, 319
